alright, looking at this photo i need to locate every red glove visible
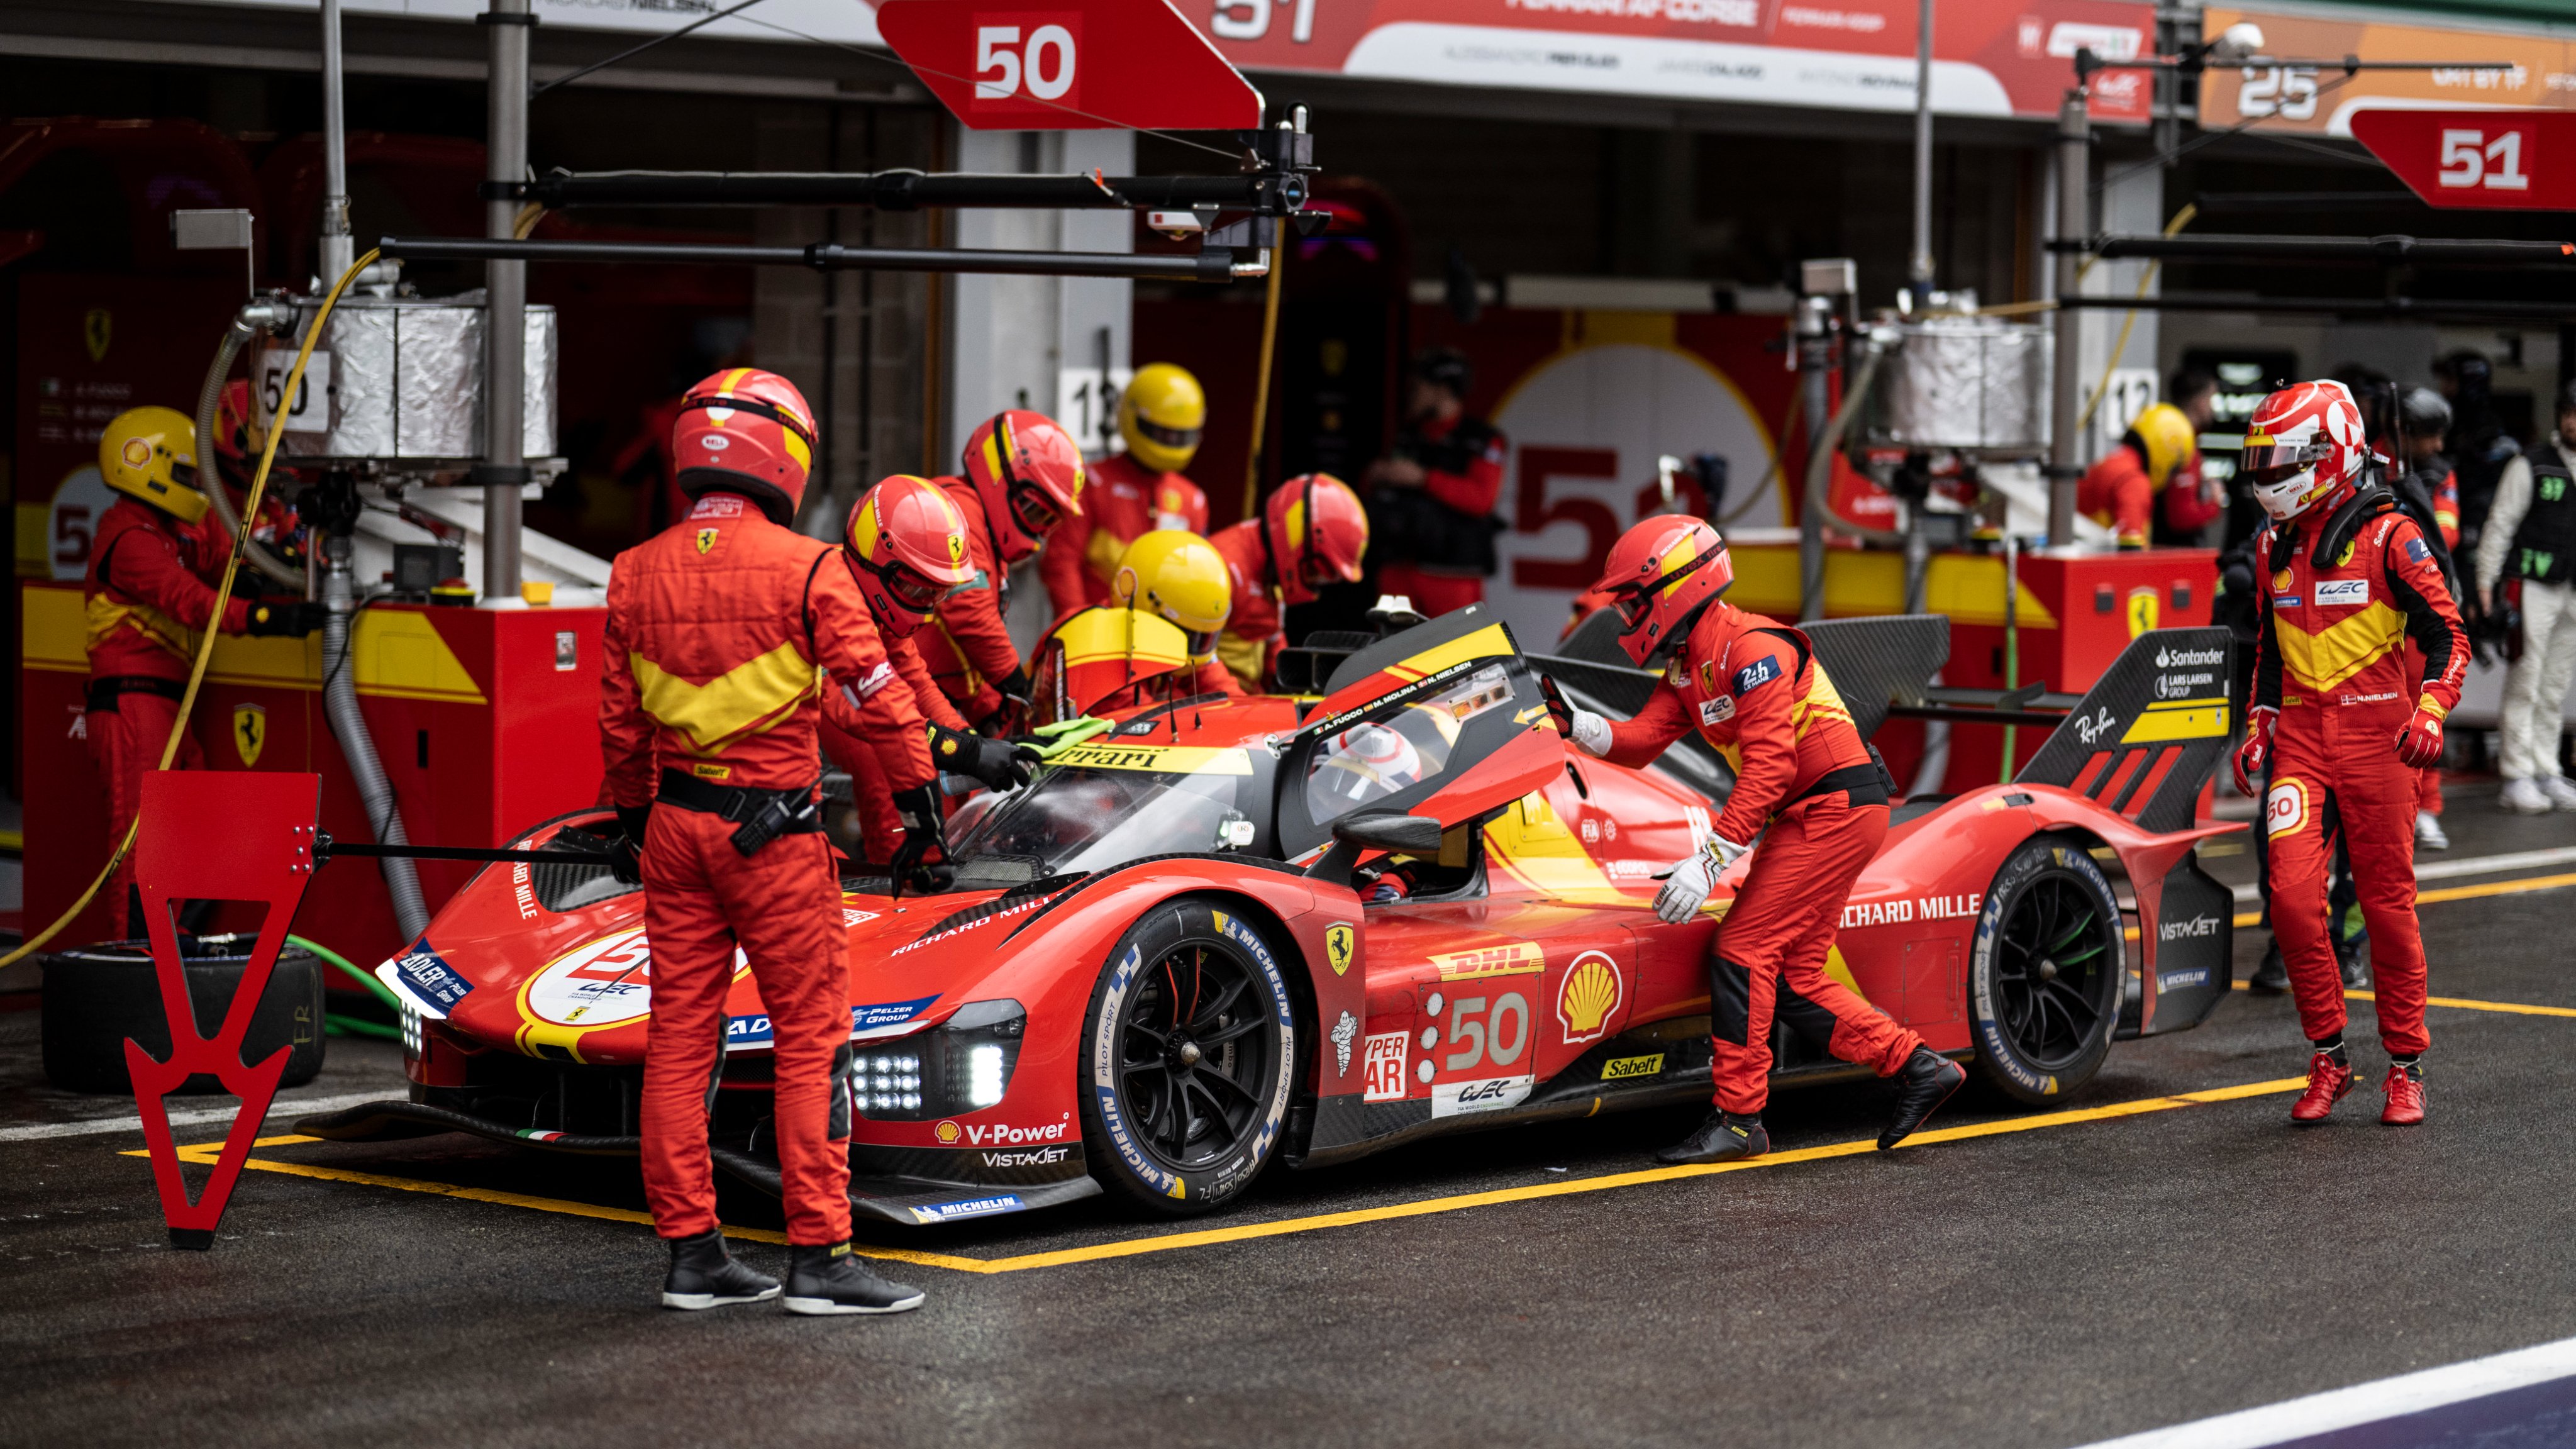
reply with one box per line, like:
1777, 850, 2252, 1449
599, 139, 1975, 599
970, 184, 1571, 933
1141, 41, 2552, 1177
2396, 701, 2446, 769
2233, 705, 2277, 796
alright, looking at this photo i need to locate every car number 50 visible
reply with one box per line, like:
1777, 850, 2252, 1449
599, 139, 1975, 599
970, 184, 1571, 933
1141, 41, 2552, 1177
975, 24, 1075, 101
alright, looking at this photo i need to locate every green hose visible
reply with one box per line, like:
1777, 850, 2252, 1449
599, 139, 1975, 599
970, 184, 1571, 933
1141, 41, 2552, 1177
289, 933, 401, 1010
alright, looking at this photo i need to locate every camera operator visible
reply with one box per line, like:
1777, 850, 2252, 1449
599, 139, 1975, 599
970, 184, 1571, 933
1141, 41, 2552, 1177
1363, 347, 1506, 617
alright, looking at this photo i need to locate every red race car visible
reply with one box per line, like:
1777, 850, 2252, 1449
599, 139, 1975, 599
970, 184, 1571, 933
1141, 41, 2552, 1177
308, 609, 2243, 1226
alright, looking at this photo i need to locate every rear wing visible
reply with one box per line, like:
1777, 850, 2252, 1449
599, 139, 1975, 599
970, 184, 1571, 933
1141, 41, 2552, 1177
2013, 627, 2233, 833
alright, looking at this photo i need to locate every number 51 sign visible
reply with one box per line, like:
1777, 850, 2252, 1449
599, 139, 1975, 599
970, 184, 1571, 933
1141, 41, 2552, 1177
2351, 109, 2576, 211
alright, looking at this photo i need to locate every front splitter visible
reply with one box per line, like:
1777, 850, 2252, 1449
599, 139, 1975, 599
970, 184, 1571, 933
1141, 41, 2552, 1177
294, 1099, 1102, 1226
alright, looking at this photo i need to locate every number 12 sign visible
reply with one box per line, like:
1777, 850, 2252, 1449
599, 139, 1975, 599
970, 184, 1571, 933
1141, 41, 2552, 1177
2351, 109, 2576, 212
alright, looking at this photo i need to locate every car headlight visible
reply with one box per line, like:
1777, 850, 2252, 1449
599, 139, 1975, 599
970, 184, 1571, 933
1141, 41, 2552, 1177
850, 999, 1026, 1121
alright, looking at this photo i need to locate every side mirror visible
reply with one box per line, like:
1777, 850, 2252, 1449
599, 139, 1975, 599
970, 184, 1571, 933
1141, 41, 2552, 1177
1331, 813, 1445, 855
1306, 812, 1445, 887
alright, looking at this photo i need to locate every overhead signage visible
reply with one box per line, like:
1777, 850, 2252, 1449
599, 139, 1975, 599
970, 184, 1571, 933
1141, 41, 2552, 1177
2201, 6, 2572, 138
2351, 109, 2576, 213
877, 0, 1265, 130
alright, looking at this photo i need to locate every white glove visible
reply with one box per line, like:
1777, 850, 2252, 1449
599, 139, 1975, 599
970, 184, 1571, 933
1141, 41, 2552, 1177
1652, 836, 1746, 924
1567, 708, 1613, 758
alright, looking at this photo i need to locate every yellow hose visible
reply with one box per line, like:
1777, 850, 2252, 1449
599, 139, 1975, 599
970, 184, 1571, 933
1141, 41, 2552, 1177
1, 248, 382, 969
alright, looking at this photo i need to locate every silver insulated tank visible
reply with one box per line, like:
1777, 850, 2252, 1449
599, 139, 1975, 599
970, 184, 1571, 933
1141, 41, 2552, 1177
1870, 317, 2053, 454
250, 294, 557, 464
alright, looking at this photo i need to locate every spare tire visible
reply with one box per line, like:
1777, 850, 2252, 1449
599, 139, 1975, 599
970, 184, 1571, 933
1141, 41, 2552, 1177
40, 935, 326, 1095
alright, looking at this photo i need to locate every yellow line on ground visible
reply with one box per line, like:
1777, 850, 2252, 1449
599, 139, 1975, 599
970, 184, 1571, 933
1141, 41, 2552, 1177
2226, 865, 2576, 930
2347, 989, 2576, 1020
118, 1135, 991, 1274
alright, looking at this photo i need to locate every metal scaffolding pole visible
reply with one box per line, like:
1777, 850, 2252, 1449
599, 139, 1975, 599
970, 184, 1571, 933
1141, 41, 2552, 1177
480, 0, 531, 600
2047, 86, 2087, 547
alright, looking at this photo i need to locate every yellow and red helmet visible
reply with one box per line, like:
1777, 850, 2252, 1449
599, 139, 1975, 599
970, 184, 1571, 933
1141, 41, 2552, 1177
2242, 379, 2368, 523
845, 474, 974, 639
1263, 472, 1368, 606
962, 409, 1085, 564
1590, 516, 1733, 665
673, 368, 817, 526
2129, 402, 2198, 488
1113, 530, 1232, 658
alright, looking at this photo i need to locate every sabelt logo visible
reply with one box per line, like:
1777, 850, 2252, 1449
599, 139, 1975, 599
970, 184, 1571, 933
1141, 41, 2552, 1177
1601, 1053, 1663, 1081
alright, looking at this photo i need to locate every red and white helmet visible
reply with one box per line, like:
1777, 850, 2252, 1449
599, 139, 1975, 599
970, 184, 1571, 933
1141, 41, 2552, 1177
1263, 473, 1370, 606
674, 368, 817, 526
1589, 516, 1733, 666
845, 474, 975, 639
962, 409, 1085, 564
2241, 379, 2368, 523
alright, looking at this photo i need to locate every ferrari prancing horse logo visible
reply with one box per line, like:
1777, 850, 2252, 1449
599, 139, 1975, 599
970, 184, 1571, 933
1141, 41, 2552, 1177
233, 702, 266, 767
695, 527, 719, 555
1324, 923, 1354, 977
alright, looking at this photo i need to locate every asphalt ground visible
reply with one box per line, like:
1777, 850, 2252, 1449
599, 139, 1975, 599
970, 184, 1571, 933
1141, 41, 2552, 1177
6, 783, 2576, 1449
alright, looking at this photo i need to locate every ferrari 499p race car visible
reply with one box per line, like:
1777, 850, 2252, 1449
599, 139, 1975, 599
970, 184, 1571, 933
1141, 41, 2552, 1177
308, 608, 2243, 1228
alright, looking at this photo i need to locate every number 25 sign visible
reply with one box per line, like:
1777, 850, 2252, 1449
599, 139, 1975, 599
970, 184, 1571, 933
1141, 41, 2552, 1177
2351, 109, 2576, 212
875, 0, 1261, 131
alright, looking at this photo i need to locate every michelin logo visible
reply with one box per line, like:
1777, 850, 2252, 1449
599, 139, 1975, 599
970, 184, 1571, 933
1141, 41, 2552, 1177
911, 1194, 1024, 1223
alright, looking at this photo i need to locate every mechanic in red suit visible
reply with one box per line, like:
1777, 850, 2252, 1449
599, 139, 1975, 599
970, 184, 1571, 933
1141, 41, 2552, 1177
1366, 347, 1506, 616
827, 474, 1038, 884
600, 368, 926, 1316
84, 406, 319, 934
1208, 472, 1369, 691
2078, 402, 2198, 550
1039, 362, 1209, 616
2231, 379, 2468, 1128
910, 409, 1088, 732
1552, 516, 1965, 1164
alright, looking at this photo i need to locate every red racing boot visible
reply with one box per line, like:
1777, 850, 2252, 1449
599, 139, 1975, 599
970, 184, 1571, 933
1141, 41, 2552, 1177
2380, 1062, 2426, 1126
2289, 1050, 2355, 1124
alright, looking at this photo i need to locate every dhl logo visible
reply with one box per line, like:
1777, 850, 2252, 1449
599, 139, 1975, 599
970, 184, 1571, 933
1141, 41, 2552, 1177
1429, 941, 1543, 979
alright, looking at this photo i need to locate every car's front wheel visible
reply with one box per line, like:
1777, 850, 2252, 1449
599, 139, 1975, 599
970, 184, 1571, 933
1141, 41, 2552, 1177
1078, 895, 1297, 1216
1967, 837, 2124, 1104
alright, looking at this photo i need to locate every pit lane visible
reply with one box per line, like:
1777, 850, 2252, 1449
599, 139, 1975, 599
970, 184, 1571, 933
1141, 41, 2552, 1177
7, 789, 2576, 1449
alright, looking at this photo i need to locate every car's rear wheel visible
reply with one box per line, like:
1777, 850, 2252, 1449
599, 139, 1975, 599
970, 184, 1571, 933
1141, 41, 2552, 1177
1078, 896, 1297, 1216
1967, 837, 2124, 1104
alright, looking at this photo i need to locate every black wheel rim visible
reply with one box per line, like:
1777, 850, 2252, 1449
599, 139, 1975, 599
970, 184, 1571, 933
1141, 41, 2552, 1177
1994, 874, 2114, 1071
1113, 933, 1277, 1173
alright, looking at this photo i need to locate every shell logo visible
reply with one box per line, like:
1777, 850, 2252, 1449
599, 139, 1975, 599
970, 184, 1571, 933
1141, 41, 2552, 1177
1556, 950, 1624, 1045
122, 438, 153, 468
934, 1119, 962, 1145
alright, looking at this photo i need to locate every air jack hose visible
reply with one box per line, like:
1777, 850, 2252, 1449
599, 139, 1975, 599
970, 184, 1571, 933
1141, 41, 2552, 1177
0, 250, 383, 969
323, 548, 430, 941
1803, 335, 1906, 548
192, 312, 307, 588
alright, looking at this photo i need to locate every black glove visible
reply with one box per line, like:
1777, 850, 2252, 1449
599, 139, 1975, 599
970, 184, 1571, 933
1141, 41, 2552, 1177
1536, 672, 1576, 733
887, 782, 943, 901
608, 804, 650, 884
931, 724, 1039, 792
244, 601, 326, 638
975, 667, 1035, 736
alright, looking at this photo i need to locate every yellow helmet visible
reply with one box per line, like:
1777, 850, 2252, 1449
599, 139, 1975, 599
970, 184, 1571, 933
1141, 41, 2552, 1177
1118, 362, 1206, 474
99, 406, 211, 525
1112, 529, 1231, 657
2129, 402, 2198, 488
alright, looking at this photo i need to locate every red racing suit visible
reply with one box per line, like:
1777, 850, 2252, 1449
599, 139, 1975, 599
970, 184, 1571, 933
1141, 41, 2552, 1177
911, 474, 1027, 729
1591, 601, 1922, 1114
599, 492, 931, 1246
823, 618, 967, 869
2250, 497, 2468, 1058
84, 497, 254, 924
2079, 443, 2157, 550
1379, 413, 1506, 615
1038, 451, 1208, 616
1209, 519, 1285, 692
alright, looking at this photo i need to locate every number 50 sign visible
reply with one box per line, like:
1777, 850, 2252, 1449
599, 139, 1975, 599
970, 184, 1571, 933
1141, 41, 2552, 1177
2351, 109, 2576, 211
876, 0, 1261, 131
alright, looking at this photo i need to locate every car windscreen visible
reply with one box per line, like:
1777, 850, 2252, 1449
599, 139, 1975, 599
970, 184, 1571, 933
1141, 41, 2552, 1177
1301, 662, 1514, 827
948, 752, 1260, 888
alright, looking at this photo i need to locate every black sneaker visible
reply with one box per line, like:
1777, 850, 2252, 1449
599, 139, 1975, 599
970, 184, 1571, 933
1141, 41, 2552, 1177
660, 1229, 780, 1311
2248, 940, 2289, 994
1879, 1048, 1966, 1150
1653, 1111, 1768, 1165
784, 1241, 925, 1316
2335, 935, 2371, 989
